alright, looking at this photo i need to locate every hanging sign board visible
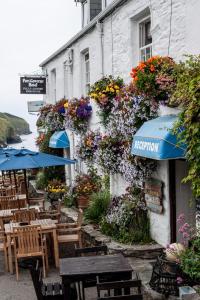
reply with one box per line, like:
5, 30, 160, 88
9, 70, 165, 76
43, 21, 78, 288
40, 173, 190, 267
27, 101, 44, 113
20, 76, 46, 94
144, 178, 163, 214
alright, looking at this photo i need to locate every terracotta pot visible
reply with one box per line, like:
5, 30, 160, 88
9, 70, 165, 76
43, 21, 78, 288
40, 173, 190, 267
77, 195, 90, 208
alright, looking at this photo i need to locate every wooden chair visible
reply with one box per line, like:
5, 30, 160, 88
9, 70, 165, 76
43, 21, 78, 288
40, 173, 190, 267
96, 277, 143, 300
29, 196, 45, 210
0, 230, 8, 271
56, 208, 83, 250
13, 225, 48, 280
20, 259, 77, 300
75, 245, 108, 300
0, 195, 19, 210
13, 208, 37, 223
39, 201, 62, 222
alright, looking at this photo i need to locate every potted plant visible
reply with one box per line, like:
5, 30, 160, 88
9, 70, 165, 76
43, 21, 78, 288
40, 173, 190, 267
73, 168, 101, 208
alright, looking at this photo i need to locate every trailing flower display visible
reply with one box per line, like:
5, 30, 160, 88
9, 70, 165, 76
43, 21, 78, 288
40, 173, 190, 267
95, 135, 128, 174
36, 99, 67, 131
65, 97, 92, 134
89, 76, 124, 125
76, 130, 102, 163
101, 186, 151, 244
130, 56, 176, 103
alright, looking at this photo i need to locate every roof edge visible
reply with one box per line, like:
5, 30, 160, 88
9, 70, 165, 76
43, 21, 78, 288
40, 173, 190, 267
39, 0, 127, 67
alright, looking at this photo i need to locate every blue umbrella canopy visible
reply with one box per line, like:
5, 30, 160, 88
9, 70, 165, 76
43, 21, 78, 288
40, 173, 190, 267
0, 148, 76, 171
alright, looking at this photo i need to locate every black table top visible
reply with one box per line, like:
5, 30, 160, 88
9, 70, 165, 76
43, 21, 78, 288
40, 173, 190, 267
60, 253, 132, 278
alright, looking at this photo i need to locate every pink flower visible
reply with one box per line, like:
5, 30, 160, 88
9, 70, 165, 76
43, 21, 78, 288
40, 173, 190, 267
177, 213, 185, 224
176, 277, 183, 284
183, 232, 189, 239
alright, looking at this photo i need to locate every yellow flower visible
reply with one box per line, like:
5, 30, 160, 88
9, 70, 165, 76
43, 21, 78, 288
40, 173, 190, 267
114, 85, 119, 89
110, 88, 115, 93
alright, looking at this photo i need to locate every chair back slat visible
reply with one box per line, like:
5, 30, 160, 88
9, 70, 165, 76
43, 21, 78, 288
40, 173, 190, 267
97, 280, 141, 290
0, 195, 18, 210
14, 225, 41, 255
77, 208, 83, 227
13, 209, 37, 223
98, 295, 143, 300
97, 279, 143, 300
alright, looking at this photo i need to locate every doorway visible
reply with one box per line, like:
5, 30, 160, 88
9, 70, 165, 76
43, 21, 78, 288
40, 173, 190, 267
169, 160, 196, 243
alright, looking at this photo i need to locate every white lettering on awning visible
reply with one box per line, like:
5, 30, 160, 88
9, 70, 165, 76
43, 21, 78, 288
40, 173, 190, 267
134, 140, 159, 153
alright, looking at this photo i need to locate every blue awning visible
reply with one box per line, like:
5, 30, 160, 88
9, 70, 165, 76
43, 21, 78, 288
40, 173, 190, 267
49, 131, 70, 149
131, 115, 187, 160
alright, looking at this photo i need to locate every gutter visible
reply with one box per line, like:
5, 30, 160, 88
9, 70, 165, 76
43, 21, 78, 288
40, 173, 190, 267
39, 0, 128, 67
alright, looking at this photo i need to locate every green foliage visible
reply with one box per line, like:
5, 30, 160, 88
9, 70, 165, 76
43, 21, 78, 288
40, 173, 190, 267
171, 55, 200, 198
63, 192, 77, 208
35, 171, 48, 189
36, 130, 65, 187
101, 210, 151, 244
84, 189, 110, 223
180, 248, 200, 281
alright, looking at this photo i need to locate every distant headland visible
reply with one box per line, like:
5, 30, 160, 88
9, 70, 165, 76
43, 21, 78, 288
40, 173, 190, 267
0, 113, 31, 147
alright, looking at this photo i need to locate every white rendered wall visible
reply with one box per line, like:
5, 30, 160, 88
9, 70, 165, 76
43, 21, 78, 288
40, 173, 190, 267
41, 0, 200, 246
149, 161, 171, 247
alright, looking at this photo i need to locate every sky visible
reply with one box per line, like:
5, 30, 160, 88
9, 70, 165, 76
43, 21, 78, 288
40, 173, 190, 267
0, 0, 81, 131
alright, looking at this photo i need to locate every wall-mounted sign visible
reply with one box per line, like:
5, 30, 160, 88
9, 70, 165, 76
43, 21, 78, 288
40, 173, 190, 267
144, 178, 163, 214
27, 101, 44, 113
20, 76, 46, 94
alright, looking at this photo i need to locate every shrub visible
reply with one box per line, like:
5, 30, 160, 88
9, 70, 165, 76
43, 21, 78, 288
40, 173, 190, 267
100, 186, 152, 244
35, 171, 47, 189
84, 189, 110, 223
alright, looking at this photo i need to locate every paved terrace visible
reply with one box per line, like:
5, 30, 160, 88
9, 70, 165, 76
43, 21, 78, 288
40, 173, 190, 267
0, 249, 184, 300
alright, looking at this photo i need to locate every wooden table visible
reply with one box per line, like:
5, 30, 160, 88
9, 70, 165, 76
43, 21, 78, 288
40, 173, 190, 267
0, 205, 40, 228
4, 218, 59, 274
60, 253, 133, 300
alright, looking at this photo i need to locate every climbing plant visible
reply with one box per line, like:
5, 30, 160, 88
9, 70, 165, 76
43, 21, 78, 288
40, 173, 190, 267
171, 55, 200, 198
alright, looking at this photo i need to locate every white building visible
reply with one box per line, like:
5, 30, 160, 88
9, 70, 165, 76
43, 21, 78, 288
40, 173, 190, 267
40, 0, 200, 246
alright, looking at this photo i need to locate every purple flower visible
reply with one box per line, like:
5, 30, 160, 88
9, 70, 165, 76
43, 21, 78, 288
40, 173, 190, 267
58, 106, 65, 114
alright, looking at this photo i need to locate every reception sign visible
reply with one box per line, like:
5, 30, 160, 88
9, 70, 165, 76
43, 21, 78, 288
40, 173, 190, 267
20, 76, 46, 94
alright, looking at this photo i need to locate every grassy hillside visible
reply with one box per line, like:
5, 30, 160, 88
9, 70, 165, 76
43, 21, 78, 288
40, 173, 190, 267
0, 113, 30, 135
0, 113, 30, 145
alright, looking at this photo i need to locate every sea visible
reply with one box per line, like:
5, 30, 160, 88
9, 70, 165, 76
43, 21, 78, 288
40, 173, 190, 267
10, 115, 38, 152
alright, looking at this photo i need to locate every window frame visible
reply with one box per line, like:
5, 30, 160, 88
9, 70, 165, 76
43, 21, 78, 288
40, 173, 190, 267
139, 16, 152, 62
83, 51, 90, 95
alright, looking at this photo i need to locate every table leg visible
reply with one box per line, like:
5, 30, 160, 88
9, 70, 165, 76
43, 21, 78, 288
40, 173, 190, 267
62, 277, 73, 300
7, 234, 13, 274
52, 229, 59, 268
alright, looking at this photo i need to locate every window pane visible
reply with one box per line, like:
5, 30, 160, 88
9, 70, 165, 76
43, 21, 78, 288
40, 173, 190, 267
85, 52, 89, 61
145, 21, 152, 45
139, 19, 152, 47
140, 49, 146, 61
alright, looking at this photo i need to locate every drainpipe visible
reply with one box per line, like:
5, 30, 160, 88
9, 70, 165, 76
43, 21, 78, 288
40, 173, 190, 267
97, 21, 104, 77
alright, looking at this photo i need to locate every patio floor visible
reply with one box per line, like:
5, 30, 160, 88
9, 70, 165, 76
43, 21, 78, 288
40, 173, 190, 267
0, 248, 159, 300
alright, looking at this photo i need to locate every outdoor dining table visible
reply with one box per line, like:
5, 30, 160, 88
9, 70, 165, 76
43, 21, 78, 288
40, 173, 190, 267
4, 218, 59, 274
60, 253, 133, 300
0, 205, 40, 229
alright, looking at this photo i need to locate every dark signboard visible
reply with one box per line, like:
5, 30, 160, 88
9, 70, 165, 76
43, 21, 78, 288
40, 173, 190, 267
144, 178, 163, 214
20, 76, 46, 94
